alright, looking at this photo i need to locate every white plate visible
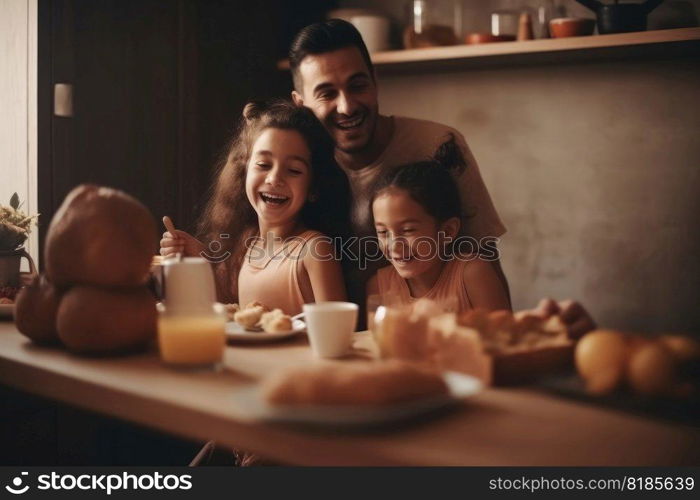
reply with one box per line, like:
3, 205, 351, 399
0, 303, 14, 319
230, 371, 482, 427
225, 318, 306, 343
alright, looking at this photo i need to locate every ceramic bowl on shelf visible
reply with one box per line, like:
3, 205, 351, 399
549, 18, 596, 38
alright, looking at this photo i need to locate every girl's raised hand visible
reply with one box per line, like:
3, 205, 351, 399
159, 218, 205, 258
159, 229, 205, 258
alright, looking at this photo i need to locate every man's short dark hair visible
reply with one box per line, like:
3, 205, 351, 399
289, 19, 375, 93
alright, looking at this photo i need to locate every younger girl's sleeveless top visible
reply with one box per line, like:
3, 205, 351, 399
375, 257, 474, 313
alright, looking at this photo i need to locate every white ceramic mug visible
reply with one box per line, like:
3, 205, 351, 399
163, 257, 217, 314
350, 15, 390, 53
303, 302, 359, 358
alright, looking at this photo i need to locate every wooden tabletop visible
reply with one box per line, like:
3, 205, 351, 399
1, 321, 698, 466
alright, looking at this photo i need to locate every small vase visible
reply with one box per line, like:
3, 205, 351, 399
0, 248, 37, 287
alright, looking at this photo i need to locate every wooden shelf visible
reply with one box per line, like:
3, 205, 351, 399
277, 27, 700, 72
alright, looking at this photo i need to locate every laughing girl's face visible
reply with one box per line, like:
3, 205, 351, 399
245, 127, 312, 229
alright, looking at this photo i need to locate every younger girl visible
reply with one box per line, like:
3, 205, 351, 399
161, 100, 352, 315
366, 149, 510, 313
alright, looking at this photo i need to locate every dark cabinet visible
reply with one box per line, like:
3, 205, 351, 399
38, 0, 329, 261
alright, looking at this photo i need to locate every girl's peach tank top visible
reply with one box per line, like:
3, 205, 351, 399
237, 230, 321, 316
375, 257, 474, 313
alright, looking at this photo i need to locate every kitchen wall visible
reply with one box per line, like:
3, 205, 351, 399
334, 1, 700, 333
0, 0, 38, 264
376, 58, 700, 334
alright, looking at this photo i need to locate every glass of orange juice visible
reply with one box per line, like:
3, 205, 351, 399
157, 304, 226, 369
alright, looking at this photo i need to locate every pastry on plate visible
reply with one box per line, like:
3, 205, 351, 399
234, 306, 264, 329
259, 309, 292, 333
223, 303, 240, 322
457, 308, 569, 355
262, 359, 448, 406
244, 301, 271, 313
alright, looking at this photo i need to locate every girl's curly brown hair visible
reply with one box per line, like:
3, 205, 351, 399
197, 99, 352, 302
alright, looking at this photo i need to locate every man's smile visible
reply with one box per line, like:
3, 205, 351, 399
335, 113, 365, 131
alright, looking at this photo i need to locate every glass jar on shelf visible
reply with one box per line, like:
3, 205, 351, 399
403, 0, 462, 49
535, 0, 568, 38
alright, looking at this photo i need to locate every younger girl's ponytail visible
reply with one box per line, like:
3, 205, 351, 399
431, 133, 467, 176
368, 133, 469, 225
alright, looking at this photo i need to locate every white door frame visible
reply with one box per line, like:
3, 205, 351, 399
0, 0, 38, 266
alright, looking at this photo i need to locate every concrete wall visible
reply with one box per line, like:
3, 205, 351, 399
334, 0, 700, 333
376, 57, 700, 334
0, 0, 38, 264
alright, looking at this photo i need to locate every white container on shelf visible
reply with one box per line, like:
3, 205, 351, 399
351, 15, 391, 53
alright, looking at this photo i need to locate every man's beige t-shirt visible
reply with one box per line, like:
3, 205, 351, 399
337, 116, 506, 240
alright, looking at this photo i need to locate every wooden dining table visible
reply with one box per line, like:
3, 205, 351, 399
1, 320, 699, 466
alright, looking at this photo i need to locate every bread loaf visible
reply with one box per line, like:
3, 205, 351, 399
45, 185, 157, 287
57, 285, 156, 354
262, 360, 448, 406
14, 274, 62, 345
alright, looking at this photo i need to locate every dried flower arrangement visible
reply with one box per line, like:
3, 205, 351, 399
0, 193, 39, 252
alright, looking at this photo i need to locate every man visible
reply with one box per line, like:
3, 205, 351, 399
288, 19, 595, 337
289, 20, 507, 294
289, 20, 504, 246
